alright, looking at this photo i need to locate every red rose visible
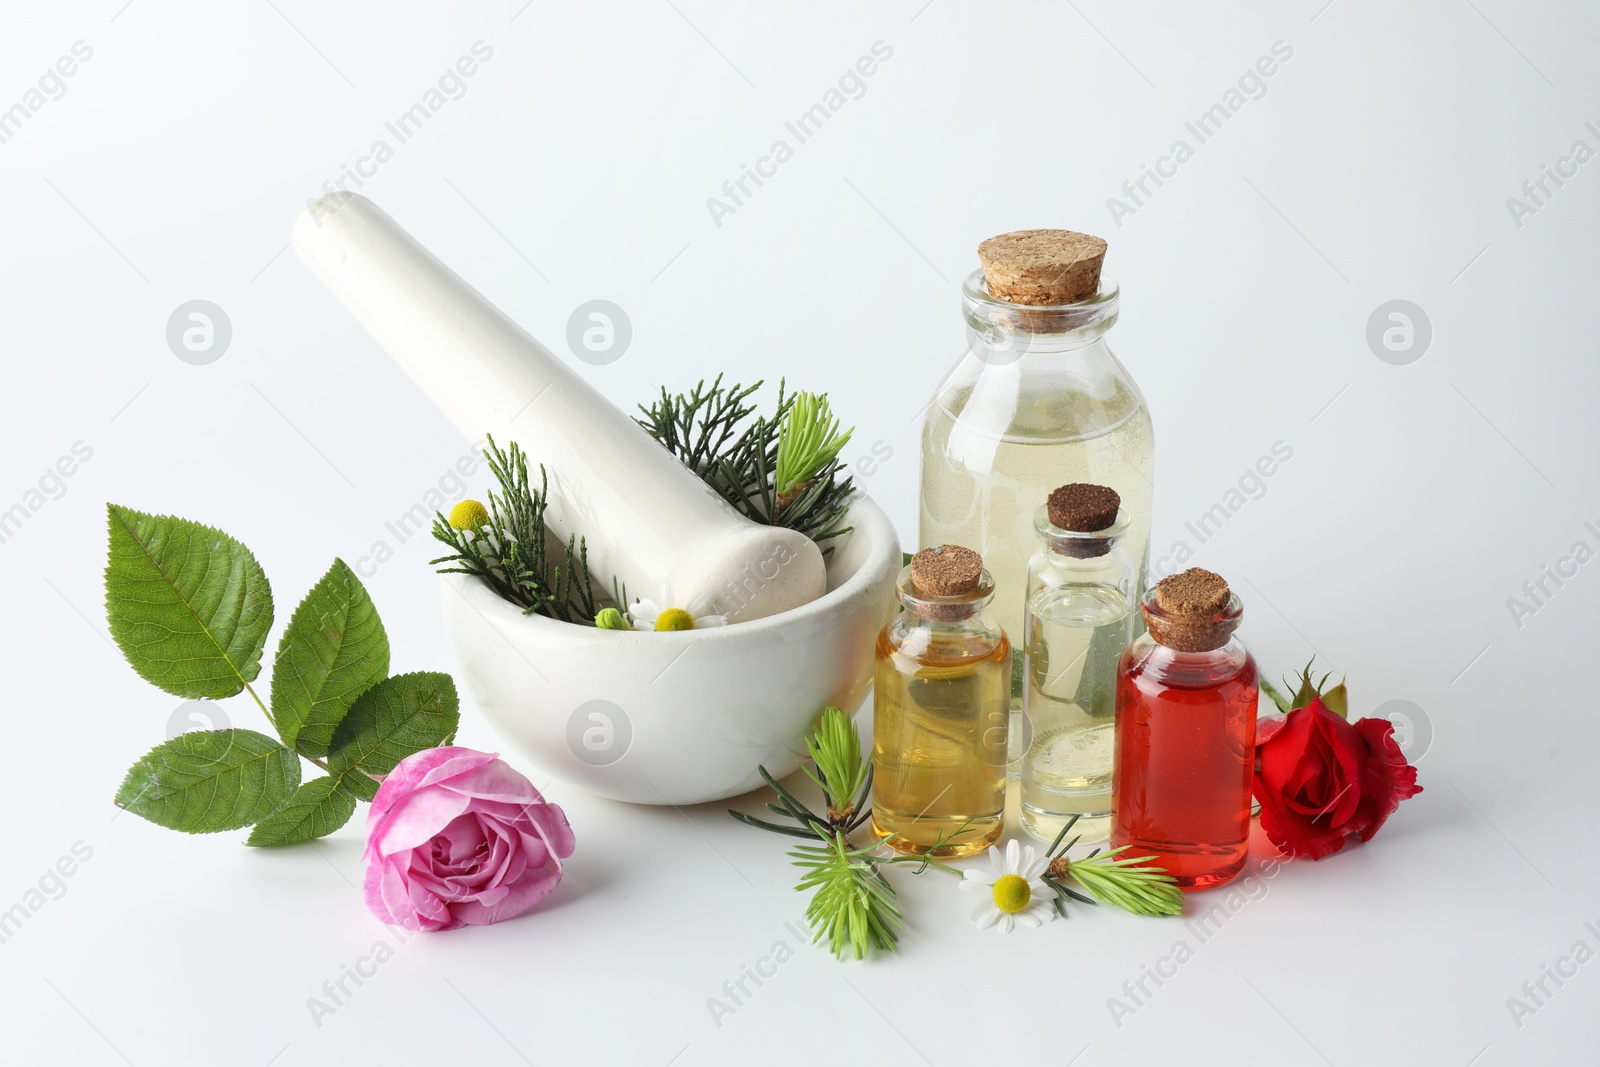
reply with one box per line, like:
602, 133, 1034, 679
1253, 697, 1422, 860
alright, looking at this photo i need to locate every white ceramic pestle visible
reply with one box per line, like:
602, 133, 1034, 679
292, 192, 825, 623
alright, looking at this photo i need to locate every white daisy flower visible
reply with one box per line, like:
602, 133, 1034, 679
627, 584, 727, 632
960, 838, 1056, 933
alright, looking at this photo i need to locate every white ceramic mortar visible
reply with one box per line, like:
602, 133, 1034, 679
441, 496, 900, 804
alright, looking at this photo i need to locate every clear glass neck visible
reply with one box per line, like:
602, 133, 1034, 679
961, 269, 1120, 356
1033, 505, 1130, 562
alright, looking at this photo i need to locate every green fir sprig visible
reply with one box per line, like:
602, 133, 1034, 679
728, 708, 873, 839
1040, 815, 1185, 918
775, 392, 852, 508
790, 829, 904, 961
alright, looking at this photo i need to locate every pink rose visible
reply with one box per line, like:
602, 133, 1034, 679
362, 747, 575, 932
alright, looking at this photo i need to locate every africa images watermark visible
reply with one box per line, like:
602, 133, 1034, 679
352, 440, 486, 579
1505, 517, 1600, 630
306, 926, 415, 1028
1107, 853, 1292, 1028
1106, 40, 1294, 228
705, 917, 810, 1029
304, 40, 495, 225
1153, 440, 1293, 578
1505, 917, 1600, 1030
0, 440, 94, 547
0, 841, 94, 947
705, 40, 895, 228
0, 40, 94, 147
1505, 120, 1600, 229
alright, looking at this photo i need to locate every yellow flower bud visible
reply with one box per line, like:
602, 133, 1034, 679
449, 499, 490, 531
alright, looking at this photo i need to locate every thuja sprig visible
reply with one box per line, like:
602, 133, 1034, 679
429, 435, 604, 624
1040, 815, 1184, 918
636, 377, 856, 554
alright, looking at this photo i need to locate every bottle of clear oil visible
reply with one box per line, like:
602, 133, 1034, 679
1021, 484, 1134, 844
872, 545, 1009, 859
920, 231, 1154, 778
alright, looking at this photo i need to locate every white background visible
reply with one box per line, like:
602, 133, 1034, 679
2, 1, 1596, 1064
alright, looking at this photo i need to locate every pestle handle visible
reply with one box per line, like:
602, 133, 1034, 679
292, 193, 824, 623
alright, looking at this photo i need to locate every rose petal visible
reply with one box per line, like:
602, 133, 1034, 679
1352, 717, 1423, 842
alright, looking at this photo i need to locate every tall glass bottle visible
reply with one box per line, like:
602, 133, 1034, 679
1111, 568, 1258, 891
872, 545, 1009, 859
1020, 484, 1134, 844
920, 230, 1154, 773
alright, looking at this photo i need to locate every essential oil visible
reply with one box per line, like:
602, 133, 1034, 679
1020, 484, 1135, 844
1111, 568, 1258, 891
921, 230, 1154, 775
872, 545, 1009, 859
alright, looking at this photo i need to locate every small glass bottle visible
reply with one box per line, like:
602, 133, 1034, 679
872, 545, 1009, 859
1020, 484, 1134, 844
1111, 568, 1258, 891
920, 230, 1154, 778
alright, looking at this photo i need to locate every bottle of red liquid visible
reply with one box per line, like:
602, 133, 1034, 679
1111, 568, 1257, 891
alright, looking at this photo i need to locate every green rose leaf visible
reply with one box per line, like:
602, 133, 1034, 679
105, 505, 274, 700
337, 767, 381, 803
246, 776, 359, 847
114, 729, 300, 833
271, 558, 390, 757
329, 672, 460, 782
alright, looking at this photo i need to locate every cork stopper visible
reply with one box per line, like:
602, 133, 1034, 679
910, 544, 983, 597
978, 229, 1107, 307
1047, 484, 1120, 533
1145, 568, 1237, 652
1044, 483, 1120, 559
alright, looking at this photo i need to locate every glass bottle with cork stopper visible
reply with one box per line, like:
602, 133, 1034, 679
1111, 567, 1258, 891
871, 545, 1009, 858
1020, 483, 1135, 844
920, 229, 1154, 777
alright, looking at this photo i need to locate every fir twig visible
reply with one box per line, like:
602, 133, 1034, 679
1039, 813, 1184, 917
790, 828, 904, 960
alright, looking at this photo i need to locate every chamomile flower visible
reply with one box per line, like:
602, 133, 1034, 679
628, 584, 726, 632
960, 839, 1056, 933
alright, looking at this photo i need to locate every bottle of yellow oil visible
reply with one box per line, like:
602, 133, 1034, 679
872, 545, 1009, 859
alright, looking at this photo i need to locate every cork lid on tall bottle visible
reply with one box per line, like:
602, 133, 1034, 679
978, 229, 1107, 306
1143, 568, 1241, 652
